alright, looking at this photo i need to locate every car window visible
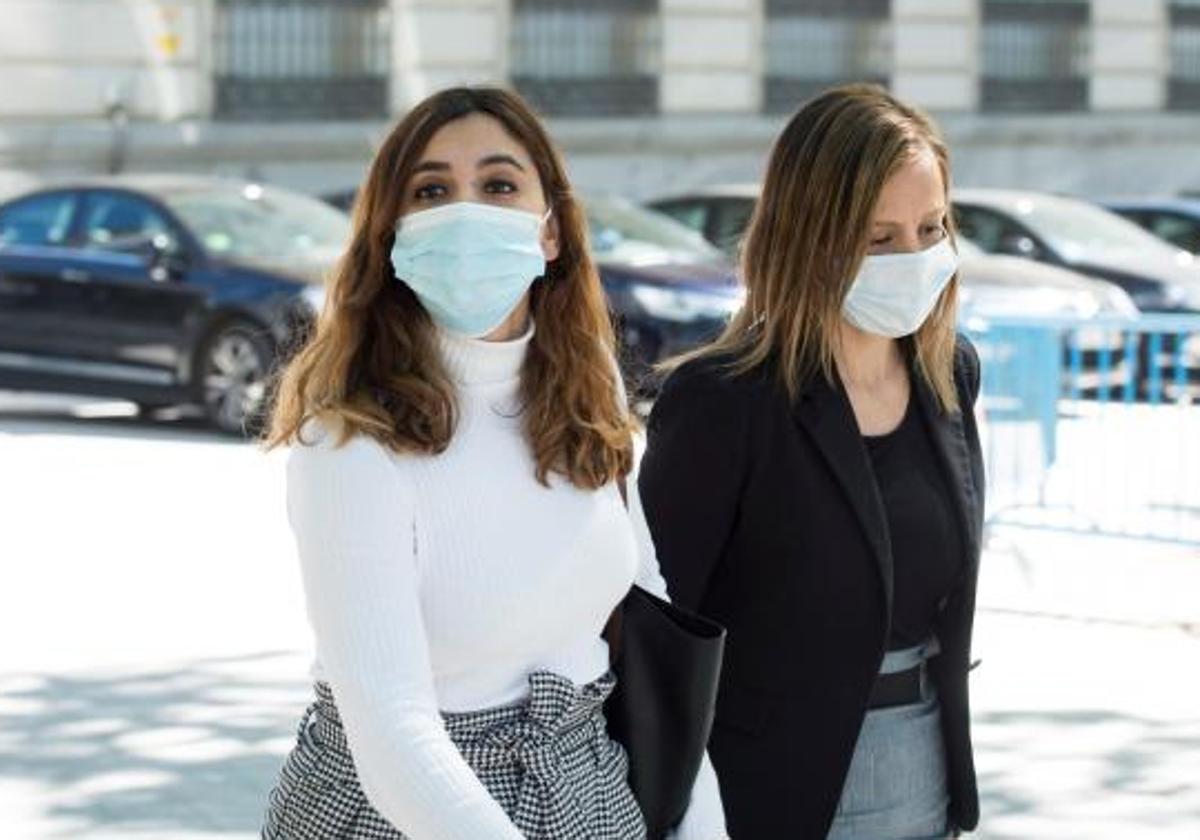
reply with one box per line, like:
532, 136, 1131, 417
1014, 197, 1180, 262
652, 200, 709, 235
709, 198, 756, 254
954, 205, 1020, 252
165, 184, 350, 263
586, 195, 724, 263
80, 192, 176, 254
1146, 212, 1200, 253
0, 192, 78, 247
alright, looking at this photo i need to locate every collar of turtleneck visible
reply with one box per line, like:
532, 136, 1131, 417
436, 321, 534, 387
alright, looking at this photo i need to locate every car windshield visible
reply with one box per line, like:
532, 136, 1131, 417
586, 195, 723, 264
164, 184, 351, 264
1015, 197, 1184, 263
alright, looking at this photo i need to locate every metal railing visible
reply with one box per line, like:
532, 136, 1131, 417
1169, 1, 1200, 110
213, 0, 390, 121
980, 0, 1090, 112
510, 0, 661, 117
763, 0, 892, 114
963, 313, 1200, 545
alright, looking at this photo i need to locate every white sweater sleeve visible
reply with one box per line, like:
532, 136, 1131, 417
626, 451, 730, 840
286, 428, 523, 840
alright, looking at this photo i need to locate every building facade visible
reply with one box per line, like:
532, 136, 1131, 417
0, 0, 1198, 199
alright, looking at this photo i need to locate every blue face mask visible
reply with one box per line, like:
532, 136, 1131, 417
390, 202, 549, 338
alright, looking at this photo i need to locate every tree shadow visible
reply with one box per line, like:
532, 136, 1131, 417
0, 651, 313, 836
973, 707, 1200, 835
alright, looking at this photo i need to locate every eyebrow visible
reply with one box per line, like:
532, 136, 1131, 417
477, 153, 526, 171
411, 154, 527, 176
872, 208, 947, 227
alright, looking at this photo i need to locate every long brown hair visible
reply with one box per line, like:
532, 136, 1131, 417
265, 87, 636, 489
680, 84, 961, 412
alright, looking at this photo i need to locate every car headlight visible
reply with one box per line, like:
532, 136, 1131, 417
300, 284, 326, 316
631, 285, 744, 323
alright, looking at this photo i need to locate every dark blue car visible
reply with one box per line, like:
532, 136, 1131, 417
0, 176, 344, 434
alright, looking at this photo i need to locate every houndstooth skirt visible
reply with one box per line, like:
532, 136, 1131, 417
261, 670, 646, 839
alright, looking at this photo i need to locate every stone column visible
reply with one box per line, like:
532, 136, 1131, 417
389, 0, 507, 115
891, 0, 979, 112
1090, 0, 1168, 111
892, 0, 974, 111
660, 0, 760, 114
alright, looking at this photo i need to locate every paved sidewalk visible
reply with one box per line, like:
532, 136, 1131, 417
1, 407, 1197, 838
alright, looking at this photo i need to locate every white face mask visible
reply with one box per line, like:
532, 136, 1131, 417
842, 239, 958, 338
390, 202, 549, 338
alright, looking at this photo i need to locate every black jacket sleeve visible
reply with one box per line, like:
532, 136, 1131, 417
637, 360, 750, 612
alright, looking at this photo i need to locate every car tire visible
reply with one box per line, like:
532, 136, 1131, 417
197, 319, 274, 437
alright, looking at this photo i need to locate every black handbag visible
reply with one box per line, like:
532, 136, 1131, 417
604, 479, 727, 839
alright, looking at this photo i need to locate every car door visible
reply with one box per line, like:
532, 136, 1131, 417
0, 190, 84, 372
68, 189, 209, 385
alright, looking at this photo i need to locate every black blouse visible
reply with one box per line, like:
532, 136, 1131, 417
863, 394, 964, 650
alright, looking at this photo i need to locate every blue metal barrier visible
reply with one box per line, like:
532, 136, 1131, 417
960, 313, 1200, 545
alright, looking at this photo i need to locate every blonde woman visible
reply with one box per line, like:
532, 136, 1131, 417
259, 87, 726, 840
639, 85, 984, 839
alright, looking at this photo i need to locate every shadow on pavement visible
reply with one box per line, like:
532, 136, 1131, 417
975, 708, 1200, 833
0, 651, 312, 835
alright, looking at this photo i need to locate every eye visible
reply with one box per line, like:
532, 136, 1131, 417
922, 224, 947, 239
870, 235, 892, 247
413, 182, 447, 201
484, 179, 518, 195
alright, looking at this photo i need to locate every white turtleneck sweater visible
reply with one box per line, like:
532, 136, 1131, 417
286, 323, 727, 840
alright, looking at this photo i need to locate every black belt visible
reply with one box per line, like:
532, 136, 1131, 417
867, 665, 924, 709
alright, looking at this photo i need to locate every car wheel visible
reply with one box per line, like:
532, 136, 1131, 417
199, 321, 274, 437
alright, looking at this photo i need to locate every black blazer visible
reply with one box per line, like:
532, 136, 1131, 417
639, 336, 985, 839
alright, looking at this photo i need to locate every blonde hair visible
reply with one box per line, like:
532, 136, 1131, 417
676, 84, 961, 412
264, 87, 637, 489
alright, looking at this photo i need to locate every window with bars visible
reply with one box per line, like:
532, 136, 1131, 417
213, 0, 390, 121
509, 0, 661, 117
763, 0, 893, 115
981, 0, 1090, 112
1169, 1, 1200, 110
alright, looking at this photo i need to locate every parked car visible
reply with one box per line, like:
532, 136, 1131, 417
648, 184, 1143, 393
951, 189, 1200, 314
1099, 197, 1200, 256
583, 194, 741, 377
954, 238, 1138, 393
321, 188, 743, 383
0, 175, 345, 434
647, 183, 760, 257
648, 184, 1139, 319
954, 188, 1200, 397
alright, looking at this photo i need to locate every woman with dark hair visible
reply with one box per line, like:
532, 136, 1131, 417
259, 86, 726, 839
639, 84, 985, 839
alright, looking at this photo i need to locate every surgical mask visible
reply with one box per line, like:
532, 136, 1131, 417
390, 202, 549, 338
842, 239, 958, 338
